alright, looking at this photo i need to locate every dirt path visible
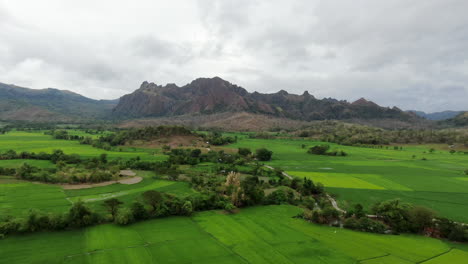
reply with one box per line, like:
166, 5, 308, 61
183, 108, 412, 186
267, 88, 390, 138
326, 194, 347, 213
61, 176, 142, 190
263, 165, 293, 180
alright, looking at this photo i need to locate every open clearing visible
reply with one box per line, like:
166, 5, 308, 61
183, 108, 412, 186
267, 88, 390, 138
1, 205, 467, 264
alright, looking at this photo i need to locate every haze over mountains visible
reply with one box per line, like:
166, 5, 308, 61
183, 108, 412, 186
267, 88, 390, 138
0, 77, 466, 128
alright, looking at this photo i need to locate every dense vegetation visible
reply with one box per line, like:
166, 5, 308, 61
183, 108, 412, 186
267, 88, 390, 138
296, 120, 468, 145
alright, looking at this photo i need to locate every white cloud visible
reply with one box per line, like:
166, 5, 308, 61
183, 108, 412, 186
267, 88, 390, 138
0, 0, 467, 112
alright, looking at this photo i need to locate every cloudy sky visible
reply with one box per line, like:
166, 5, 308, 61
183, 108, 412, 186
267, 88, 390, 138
1, 0, 467, 112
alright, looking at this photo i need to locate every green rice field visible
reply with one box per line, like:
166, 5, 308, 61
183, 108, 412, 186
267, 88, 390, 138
0, 131, 167, 161
226, 137, 468, 222
0, 171, 194, 217
1, 205, 467, 264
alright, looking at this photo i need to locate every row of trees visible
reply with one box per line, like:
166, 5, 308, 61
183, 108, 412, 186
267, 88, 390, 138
296, 121, 468, 145
302, 199, 468, 242
307, 144, 347, 156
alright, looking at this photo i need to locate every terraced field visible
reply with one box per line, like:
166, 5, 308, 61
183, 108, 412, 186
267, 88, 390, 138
226, 136, 468, 222
1, 206, 467, 264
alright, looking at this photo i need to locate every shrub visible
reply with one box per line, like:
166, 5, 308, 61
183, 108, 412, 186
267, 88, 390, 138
130, 202, 149, 220
255, 148, 273, 161
343, 217, 359, 229
115, 208, 135, 225
181, 201, 193, 216
67, 201, 99, 228
357, 218, 386, 234
307, 145, 330, 155
238, 148, 252, 157
266, 189, 288, 205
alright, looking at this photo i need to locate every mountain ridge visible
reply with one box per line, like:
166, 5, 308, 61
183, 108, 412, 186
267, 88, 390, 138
0, 82, 117, 121
113, 77, 420, 125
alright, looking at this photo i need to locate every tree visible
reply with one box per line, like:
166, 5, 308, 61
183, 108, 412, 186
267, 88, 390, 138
130, 201, 149, 220
322, 206, 340, 223
372, 199, 412, 232
225, 172, 242, 206
238, 148, 252, 157
103, 198, 123, 220
68, 201, 97, 227
307, 145, 330, 155
99, 153, 108, 164
241, 176, 264, 205
115, 208, 134, 225
142, 190, 163, 213
409, 206, 435, 233
255, 148, 273, 161
354, 204, 366, 218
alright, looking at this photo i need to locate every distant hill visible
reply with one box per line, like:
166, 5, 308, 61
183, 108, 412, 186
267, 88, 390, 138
113, 77, 421, 126
409, 110, 462, 120
441, 112, 468, 127
0, 82, 117, 122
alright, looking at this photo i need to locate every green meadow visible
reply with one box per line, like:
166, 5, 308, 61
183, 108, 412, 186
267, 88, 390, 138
1, 205, 467, 264
226, 137, 468, 222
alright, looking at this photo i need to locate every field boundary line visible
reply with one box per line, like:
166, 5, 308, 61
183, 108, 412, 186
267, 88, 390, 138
416, 247, 453, 264
357, 253, 390, 262
189, 217, 252, 264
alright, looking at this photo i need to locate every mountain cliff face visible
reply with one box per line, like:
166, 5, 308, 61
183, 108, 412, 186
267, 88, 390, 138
113, 77, 418, 122
0, 82, 117, 121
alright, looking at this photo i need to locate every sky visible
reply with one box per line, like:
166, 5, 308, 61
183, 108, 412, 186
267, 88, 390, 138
0, 0, 467, 112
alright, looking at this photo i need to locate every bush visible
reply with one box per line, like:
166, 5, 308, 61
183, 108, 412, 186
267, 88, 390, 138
255, 148, 273, 161
181, 201, 193, 216
131, 202, 149, 220
115, 208, 135, 225
357, 218, 386, 234
307, 145, 330, 155
67, 201, 99, 228
238, 148, 252, 157
266, 189, 289, 205
343, 217, 359, 229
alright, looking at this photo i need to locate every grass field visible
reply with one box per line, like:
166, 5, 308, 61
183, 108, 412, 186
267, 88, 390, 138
225, 137, 468, 222
0, 131, 167, 161
0, 171, 194, 217
1, 205, 467, 264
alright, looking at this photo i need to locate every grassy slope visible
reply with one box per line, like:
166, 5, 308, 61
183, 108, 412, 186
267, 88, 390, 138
1, 206, 467, 264
225, 137, 468, 222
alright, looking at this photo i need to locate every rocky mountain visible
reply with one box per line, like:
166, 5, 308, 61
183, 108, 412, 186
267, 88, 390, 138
409, 110, 462, 120
0, 82, 117, 122
113, 77, 420, 124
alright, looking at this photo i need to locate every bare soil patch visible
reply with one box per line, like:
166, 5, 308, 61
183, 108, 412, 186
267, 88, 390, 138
61, 176, 142, 190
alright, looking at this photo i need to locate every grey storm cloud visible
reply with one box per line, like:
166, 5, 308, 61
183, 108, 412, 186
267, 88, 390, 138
0, 0, 467, 112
